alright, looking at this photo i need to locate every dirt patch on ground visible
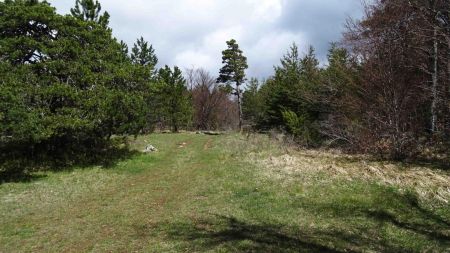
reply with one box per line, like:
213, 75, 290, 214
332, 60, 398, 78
249, 150, 450, 203
203, 139, 213, 150
178, 142, 188, 148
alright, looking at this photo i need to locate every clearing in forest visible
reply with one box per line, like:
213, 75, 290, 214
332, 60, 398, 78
0, 133, 449, 252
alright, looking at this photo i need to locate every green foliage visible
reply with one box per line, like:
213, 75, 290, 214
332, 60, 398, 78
242, 78, 263, 123
217, 39, 248, 129
281, 110, 319, 146
217, 39, 248, 86
127, 37, 162, 132
70, 0, 110, 27
275, 43, 302, 85
131, 37, 158, 71
323, 43, 360, 103
255, 43, 322, 145
120, 40, 129, 56
157, 66, 192, 132
0, 0, 150, 176
0, 64, 48, 144
318, 43, 363, 145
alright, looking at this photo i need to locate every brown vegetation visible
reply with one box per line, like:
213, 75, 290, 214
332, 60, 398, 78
187, 68, 238, 131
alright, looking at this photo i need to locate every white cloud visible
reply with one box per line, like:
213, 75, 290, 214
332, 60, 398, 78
248, 0, 283, 22
174, 50, 215, 71
246, 31, 306, 77
48, 0, 363, 79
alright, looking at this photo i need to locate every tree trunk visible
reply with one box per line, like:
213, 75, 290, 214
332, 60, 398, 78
173, 118, 178, 133
236, 81, 243, 132
446, 35, 450, 134
431, 26, 439, 133
448, 37, 450, 94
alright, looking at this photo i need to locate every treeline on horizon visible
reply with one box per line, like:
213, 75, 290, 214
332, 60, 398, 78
1, 0, 449, 178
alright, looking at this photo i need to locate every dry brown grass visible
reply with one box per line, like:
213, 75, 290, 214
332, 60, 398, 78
240, 135, 450, 204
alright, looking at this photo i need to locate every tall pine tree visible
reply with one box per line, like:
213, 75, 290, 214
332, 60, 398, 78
217, 39, 248, 131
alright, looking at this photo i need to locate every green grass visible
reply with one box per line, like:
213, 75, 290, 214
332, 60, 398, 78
0, 133, 449, 252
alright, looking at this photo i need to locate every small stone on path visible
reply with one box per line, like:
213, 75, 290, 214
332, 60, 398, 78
143, 145, 158, 153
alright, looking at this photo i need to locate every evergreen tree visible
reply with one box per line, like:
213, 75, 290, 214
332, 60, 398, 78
0, 0, 149, 176
131, 37, 158, 70
217, 39, 248, 130
242, 78, 262, 124
158, 66, 192, 132
319, 43, 361, 145
70, 0, 110, 27
129, 37, 160, 132
275, 43, 302, 86
300, 46, 321, 87
260, 43, 303, 128
120, 40, 129, 56
257, 43, 322, 146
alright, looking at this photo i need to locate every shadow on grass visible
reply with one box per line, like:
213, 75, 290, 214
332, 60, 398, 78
0, 140, 141, 184
366, 191, 450, 243
293, 187, 450, 251
149, 215, 342, 253
148, 215, 414, 253
145, 189, 449, 252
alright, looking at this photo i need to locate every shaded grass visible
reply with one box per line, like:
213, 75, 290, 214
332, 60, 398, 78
0, 133, 449, 252
0, 138, 140, 183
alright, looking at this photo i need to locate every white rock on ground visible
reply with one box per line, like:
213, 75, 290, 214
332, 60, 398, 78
143, 145, 158, 153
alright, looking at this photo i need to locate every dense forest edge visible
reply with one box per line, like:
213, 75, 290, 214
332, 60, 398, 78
1, 0, 450, 181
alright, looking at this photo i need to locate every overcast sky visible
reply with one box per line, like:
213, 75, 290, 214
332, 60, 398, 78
48, 0, 365, 79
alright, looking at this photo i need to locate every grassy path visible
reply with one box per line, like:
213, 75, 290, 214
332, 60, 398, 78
0, 134, 449, 252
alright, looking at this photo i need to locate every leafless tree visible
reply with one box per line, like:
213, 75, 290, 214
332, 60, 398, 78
187, 68, 238, 130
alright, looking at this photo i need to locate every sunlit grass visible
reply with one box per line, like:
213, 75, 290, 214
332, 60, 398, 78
0, 133, 449, 252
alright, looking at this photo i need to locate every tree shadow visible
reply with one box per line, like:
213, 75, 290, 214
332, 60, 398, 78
154, 215, 343, 252
145, 189, 450, 252
294, 189, 450, 250
366, 191, 450, 243
0, 173, 49, 184
147, 214, 416, 252
0, 138, 141, 184
368, 210, 450, 242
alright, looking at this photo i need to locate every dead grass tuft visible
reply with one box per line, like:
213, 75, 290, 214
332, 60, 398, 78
241, 135, 450, 204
